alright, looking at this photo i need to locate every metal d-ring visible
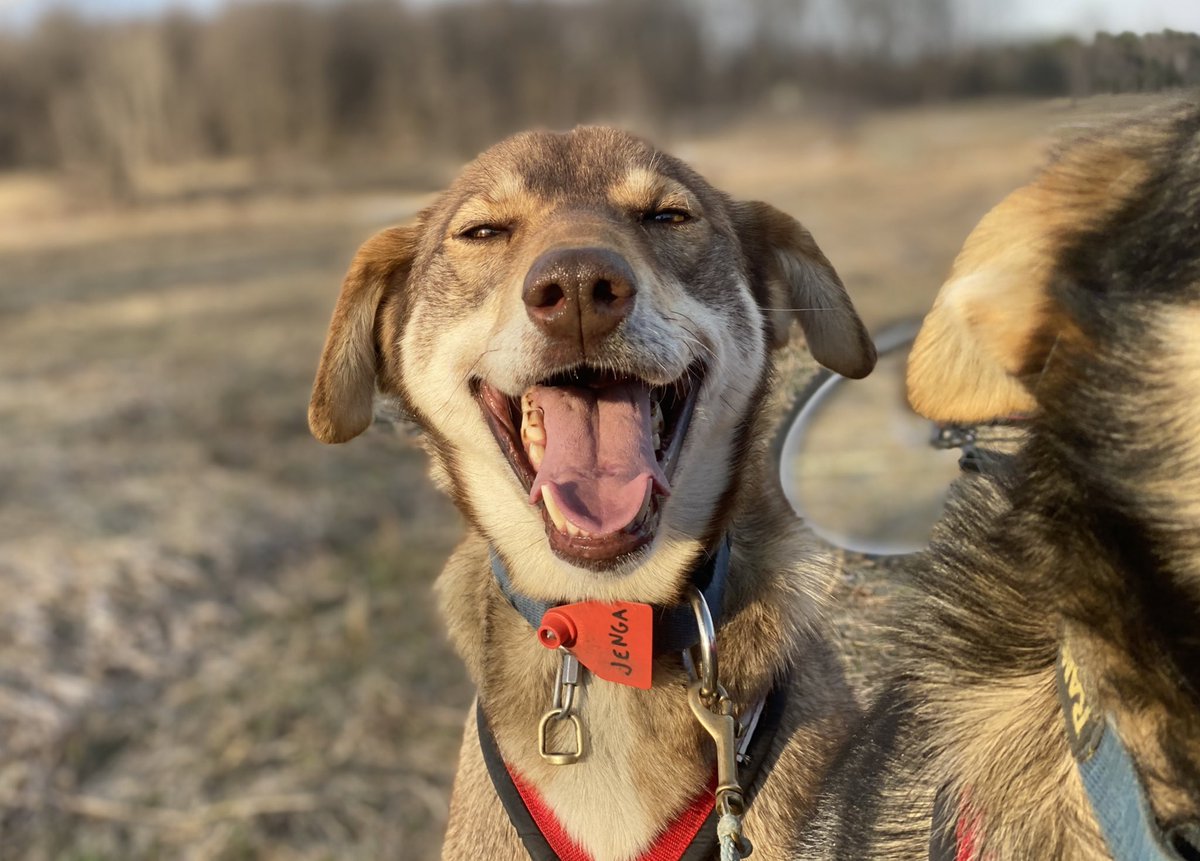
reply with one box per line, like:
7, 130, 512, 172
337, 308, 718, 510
538, 707, 584, 765
687, 586, 718, 702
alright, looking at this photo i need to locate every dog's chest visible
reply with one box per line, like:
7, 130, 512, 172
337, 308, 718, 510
508, 681, 710, 861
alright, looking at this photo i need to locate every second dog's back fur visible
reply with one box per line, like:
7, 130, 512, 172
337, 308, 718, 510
802, 101, 1200, 860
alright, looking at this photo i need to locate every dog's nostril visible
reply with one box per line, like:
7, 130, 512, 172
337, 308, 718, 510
531, 283, 564, 310
594, 279, 614, 304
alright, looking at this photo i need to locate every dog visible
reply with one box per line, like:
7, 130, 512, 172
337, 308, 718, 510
308, 126, 877, 859
800, 101, 1200, 859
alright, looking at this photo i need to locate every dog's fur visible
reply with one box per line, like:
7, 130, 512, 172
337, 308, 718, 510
308, 127, 876, 859
801, 102, 1200, 859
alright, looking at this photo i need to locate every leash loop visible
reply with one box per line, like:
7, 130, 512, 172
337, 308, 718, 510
718, 811, 752, 861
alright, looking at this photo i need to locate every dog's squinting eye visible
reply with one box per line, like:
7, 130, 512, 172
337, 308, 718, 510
459, 224, 507, 240
644, 209, 691, 226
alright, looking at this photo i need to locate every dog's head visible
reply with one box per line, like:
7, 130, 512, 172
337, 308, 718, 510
907, 103, 1200, 596
905, 106, 1200, 425
309, 127, 874, 601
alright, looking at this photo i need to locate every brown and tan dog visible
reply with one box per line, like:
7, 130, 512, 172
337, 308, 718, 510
309, 127, 876, 859
802, 102, 1200, 860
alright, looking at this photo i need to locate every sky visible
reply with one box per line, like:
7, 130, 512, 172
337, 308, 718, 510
962, 0, 1200, 39
2, 0, 1200, 37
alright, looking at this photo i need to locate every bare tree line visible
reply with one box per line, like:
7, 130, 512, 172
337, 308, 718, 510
0, 0, 1197, 197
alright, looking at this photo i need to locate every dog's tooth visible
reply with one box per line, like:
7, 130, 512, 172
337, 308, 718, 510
525, 408, 543, 428
542, 491, 568, 533
524, 424, 546, 444
637, 482, 653, 519
651, 401, 663, 433
529, 443, 545, 468
652, 433, 661, 451
565, 522, 581, 538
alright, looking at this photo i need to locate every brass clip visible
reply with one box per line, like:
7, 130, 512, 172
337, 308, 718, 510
688, 680, 745, 815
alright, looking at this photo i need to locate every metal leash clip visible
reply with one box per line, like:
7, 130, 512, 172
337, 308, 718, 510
539, 649, 584, 765
685, 587, 753, 858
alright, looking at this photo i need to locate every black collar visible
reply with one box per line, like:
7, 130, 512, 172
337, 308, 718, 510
488, 535, 732, 656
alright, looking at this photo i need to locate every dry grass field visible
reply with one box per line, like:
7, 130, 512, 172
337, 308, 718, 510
0, 94, 1168, 860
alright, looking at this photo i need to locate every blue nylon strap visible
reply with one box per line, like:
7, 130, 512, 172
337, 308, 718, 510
489, 535, 732, 655
1077, 721, 1182, 861
1057, 643, 1184, 861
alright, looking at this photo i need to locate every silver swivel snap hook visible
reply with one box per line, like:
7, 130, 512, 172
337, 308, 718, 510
685, 586, 753, 858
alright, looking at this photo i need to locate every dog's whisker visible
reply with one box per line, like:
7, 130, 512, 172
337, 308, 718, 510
1032, 332, 1063, 398
423, 351, 499, 422
759, 306, 856, 313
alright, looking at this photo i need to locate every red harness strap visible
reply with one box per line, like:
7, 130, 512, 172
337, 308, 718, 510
954, 810, 980, 861
932, 784, 985, 861
508, 766, 715, 861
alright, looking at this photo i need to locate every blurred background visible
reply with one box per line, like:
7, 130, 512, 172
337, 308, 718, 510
1, 1, 1197, 858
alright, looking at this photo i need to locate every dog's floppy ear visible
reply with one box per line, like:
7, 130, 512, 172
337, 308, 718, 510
904, 195, 1049, 423
733, 201, 876, 379
309, 226, 419, 444
907, 136, 1151, 423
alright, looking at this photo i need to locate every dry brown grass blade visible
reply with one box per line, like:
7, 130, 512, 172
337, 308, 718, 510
0, 791, 322, 837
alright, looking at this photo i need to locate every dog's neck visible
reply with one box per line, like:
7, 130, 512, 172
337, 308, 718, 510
435, 480, 839, 860
1030, 429, 1200, 700
908, 437, 1200, 858
486, 533, 733, 662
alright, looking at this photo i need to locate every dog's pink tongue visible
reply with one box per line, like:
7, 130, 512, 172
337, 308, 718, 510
529, 383, 669, 535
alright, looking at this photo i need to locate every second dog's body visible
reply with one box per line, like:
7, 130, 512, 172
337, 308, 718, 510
804, 102, 1200, 860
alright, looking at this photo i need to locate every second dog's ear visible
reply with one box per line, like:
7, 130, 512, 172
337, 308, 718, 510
906, 183, 1065, 423
908, 136, 1149, 423
309, 226, 419, 444
905, 204, 1048, 424
733, 201, 876, 379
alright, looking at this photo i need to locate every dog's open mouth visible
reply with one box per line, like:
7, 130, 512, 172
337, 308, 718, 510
476, 365, 701, 569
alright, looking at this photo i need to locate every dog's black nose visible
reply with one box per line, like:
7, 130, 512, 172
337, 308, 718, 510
523, 247, 637, 350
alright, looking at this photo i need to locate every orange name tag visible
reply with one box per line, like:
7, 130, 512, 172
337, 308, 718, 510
538, 601, 654, 689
